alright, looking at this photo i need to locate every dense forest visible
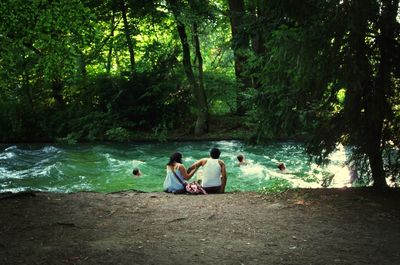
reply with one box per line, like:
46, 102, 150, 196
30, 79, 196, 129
0, 0, 399, 188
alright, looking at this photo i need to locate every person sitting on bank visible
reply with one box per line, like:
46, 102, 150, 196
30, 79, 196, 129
187, 148, 227, 193
237, 154, 248, 166
163, 152, 197, 193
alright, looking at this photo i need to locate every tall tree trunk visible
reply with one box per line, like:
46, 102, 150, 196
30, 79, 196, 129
228, 0, 251, 115
248, 2, 265, 55
368, 0, 399, 188
106, 10, 115, 74
348, 0, 388, 188
192, 22, 209, 134
169, 0, 208, 136
120, 0, 136, 75
248, 1, 266, 90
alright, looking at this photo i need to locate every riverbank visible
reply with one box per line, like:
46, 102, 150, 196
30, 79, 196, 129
119, 114, 256, 142
1, 114, 299, 144
1, 188, 399, 265
0, 114, 254, 144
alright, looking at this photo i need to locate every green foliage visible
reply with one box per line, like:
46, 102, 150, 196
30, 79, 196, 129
105, 127, 130, 142
204, 72, 237, 114
152, 122, 169, 142
0, 0, 239, 143
246, 25, 310, 141
245, 0, 400, 187
1, 0, 398, 191
56, 132, 80, 145
1, 0, 398, 189
261, 178, 293, 194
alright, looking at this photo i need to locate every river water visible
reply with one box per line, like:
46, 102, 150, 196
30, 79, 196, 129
0, 141, 356, 193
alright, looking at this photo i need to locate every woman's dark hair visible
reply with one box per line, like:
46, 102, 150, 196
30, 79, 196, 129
237, 154, 244, 162
167, 152, 183, 166
210, 148, 221, 159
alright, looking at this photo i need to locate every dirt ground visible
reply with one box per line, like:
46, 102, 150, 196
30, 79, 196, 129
1, 188, 399, 265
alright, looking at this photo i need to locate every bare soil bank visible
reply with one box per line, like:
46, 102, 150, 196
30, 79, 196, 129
1, 188, 399, 265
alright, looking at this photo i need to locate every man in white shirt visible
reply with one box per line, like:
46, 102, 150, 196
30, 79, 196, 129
187, 148, 227, 193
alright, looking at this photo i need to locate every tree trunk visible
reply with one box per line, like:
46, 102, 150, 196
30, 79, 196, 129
192, 22, 209, 134
106, 11, 115, 74
120, 0, 136, 75
368, 0, 399, 189
367, 144, 386, 188
169, 0, 208, 136
228, 0, 251, 115
248, 1, 266, 90
248, 2, 265, 55
348, 0, 389, 188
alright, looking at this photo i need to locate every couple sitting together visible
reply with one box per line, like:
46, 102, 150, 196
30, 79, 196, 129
163, 148, 227, 194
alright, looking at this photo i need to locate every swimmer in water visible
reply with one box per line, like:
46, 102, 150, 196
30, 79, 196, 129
132, 167, 142, 177
277, 163, 286, 172
237, 154, 248, 166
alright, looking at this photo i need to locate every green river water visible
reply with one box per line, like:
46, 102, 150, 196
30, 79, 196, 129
0, 141, 357, 193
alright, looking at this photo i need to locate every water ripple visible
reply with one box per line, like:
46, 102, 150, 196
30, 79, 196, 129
0, 141, 356, 193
